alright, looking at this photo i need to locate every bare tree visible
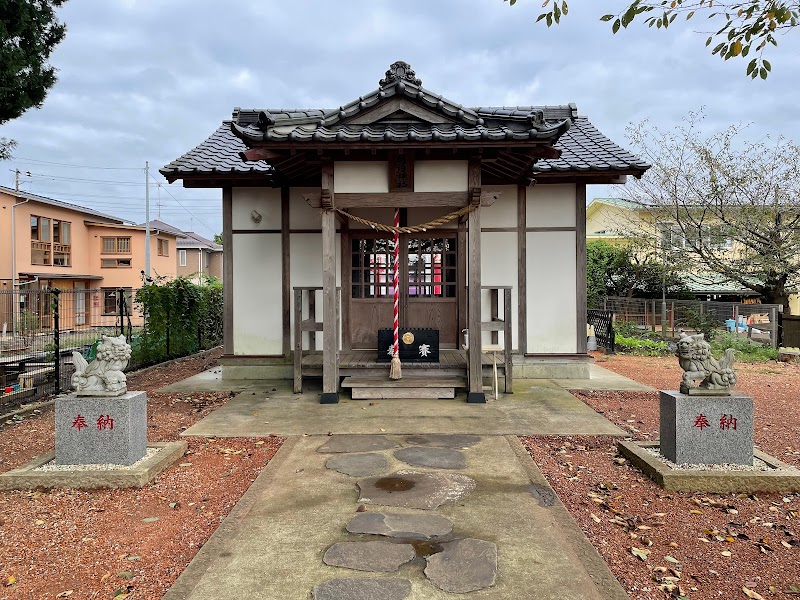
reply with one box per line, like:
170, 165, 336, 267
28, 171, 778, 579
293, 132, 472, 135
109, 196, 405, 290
618, 112, 800, 312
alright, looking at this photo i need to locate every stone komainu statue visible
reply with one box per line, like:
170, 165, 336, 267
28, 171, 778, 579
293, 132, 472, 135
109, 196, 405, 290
72, 334, 132, 397
676, 332, 736, 394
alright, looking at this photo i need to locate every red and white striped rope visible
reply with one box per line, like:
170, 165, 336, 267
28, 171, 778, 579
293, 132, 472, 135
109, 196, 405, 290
393, 208, 400, 358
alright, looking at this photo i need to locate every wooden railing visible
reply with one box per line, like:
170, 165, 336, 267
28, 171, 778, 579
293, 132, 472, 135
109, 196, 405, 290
293, 287, 340, 393
480, 286, 513, 393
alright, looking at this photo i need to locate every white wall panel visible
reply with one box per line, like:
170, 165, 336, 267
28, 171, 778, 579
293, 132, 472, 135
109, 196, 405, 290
526, 231, 577, 353
334, 162, 389, 193
232, 233, 283, 355
349, 208, 395, 230
290, 187, 322, 229
526, 184, 576, 228
479, 231, 518, 350
232, 187, 281, 230
408, 207, 457, 229
481, 185, 517, 228
414, 160, 468, 192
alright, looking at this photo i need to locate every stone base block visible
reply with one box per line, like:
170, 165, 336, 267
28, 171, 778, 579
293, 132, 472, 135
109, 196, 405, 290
660, 390, 753, 465
619, 441, 800, 493
0, 442, 187, 491
55, 391, 147, 465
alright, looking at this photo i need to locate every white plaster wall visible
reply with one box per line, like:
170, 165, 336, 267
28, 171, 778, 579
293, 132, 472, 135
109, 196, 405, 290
232, 233, 283, 355
479, 231, 518, 350
481, 185, 517, 228
334, 162, 389, 193
290, 187, 322, 229
232, 187, 281, 230
348, 208, 395, 230
526, 231, 577, 353
526, 184, 576, 228
289, 232, 341, 350
414, 160, 468, 192
408, 207, 458, 229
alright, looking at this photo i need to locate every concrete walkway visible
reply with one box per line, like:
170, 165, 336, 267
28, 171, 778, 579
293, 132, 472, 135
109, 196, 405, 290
552, 363, 654, 392
163, 434, 628, 600
173, 378, 625, 438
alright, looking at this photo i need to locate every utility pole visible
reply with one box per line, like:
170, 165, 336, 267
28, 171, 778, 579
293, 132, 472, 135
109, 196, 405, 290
15, 168, 19, 191
145, 161, 151, 279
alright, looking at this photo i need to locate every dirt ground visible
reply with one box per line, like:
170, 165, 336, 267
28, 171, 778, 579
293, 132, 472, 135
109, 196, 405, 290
522, 353, 800, 600
0, 348, 284, 599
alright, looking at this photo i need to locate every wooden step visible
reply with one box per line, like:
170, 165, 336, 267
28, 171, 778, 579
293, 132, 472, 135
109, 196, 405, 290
341, 376, 465, 400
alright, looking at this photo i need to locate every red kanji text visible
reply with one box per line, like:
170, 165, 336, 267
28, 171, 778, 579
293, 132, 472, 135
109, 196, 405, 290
71, 415, 88, 431
719, 414, 737, 430
693, 413, 711, 430
96, 415, 114, 431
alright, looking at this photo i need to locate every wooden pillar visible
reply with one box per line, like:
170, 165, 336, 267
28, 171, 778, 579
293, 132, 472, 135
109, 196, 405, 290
222, 186, 234, 355
467, 158, 485, 403
281, 185, 291, 357
576, 183, 588, 353
517, 184, 527, 355
320, 161, 339, 403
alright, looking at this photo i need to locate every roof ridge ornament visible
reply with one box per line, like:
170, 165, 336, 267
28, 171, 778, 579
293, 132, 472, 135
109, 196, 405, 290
380, 61, 421, 88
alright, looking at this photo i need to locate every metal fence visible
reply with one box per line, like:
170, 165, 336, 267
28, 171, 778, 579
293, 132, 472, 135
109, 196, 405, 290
599, 296, 781, 348
588, 309, 615, 352
1, 287, 221, 411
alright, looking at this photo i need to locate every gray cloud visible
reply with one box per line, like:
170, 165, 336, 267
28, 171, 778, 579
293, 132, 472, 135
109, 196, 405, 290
2, 0, 798, 235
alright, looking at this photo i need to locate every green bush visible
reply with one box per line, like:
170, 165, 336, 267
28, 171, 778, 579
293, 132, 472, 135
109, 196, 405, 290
682, 308, 719, 342
711, 333, 777, 363
614, 334, 671, 356
132, 277, 223, 368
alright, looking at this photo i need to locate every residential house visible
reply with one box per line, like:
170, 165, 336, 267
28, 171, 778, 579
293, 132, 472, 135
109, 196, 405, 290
141, 220, 223, 283
161, 61, 649, 403
585, 197, 798, 311
0, 186, 178, 329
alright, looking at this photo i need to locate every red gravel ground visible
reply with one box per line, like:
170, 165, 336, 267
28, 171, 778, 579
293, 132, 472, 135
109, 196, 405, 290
522, 354, 800, 600
0, 349, 284, 599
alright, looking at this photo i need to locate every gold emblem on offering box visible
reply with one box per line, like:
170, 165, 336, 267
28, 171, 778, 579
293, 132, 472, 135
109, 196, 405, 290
402, 332, 415, 345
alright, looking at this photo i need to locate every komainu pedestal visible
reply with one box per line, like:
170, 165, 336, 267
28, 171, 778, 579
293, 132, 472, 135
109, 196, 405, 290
659, 391, 753, 466
55, 392, 147, 465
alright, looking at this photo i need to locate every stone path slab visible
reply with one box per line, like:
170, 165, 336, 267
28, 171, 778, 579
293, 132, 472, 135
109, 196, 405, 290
424, 538, 498, 593
163, 435, 628, 599
402, 434, 481, 448
312, 578, 412, 600
323, 541, 416, 572
318, 435, 399, 453
346, 513, 453, 539
326, 453, 389, 477
357, 471, 476, 510
393, 447, 466, 470
553, 363, 655, 391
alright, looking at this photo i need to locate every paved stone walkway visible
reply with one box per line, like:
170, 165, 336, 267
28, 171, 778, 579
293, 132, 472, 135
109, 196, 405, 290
163, 434, 628, 599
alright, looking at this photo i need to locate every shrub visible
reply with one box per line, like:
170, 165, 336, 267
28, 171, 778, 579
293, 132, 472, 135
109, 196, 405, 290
711, 332, 777, 363
682, 308, 719, 342
615, 334, 671, 356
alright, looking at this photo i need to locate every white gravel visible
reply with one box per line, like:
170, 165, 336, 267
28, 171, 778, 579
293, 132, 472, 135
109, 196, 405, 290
644, 447, 774, 472
34, 447, 160, 471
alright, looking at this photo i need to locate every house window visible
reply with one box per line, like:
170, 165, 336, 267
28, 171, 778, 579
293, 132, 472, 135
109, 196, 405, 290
157, 238, 169, 256
101, 258, 132, 268
102, 237, 131, 253
30, 215, 52, 265
52, 220, 71, 267
102, 288, 132, 315
179, 249, 187, 267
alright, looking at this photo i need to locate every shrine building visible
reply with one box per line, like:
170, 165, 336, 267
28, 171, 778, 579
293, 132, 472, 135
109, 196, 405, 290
162, 61, 648, 403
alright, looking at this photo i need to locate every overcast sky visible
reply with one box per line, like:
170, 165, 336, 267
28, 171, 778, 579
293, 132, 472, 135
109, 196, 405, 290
3, 0, 799, 237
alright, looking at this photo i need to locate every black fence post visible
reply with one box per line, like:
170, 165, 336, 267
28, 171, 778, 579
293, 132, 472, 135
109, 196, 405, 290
52, 288, 61, 394
117, 288, 125, 337
166, 306, 171, 358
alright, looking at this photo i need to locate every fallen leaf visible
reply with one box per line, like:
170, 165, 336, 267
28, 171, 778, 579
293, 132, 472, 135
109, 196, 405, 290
141, 517, 159, 523
721, 550, 732, 557
690, 509, 703, 515
6, 575, 15, 586
743, 587, 765, 599
56, 591, 73, 598
178, 463, 192, 467
664, 555, 681, 564
590, 513, 602, 523
34, 519, 45, 525
631, 547, 650, 561
117, 572, 134, 580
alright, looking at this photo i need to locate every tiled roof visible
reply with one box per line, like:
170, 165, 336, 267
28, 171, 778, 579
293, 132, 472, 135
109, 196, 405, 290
532, 119, 650, 174
682, 272, 762, 296
0, 185, 127, 223
588, 197, 645, 211
162, 61, 648, 180
177, 231, 222, 250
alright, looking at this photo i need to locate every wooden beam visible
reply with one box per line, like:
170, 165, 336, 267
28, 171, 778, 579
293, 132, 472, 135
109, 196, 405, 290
303, 191, 500, 209
467, 157, 485, 403
340, 218, 351, 350
240, 148, 286, 162
281, 185, 291, 357
320, 160, 339, 403
576, 183, 588, 354
222, 186, 234, 355
517, 184, 527, 355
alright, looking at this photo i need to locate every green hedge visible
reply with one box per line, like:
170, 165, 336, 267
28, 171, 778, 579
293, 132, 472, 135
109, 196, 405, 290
131, 277, 223, 368
614, 334, 671, 356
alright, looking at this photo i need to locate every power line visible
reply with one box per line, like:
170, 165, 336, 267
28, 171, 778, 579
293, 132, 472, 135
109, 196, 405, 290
11, 157, 143, 170
12, 170, 147, 185
148, 172, 217, 235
